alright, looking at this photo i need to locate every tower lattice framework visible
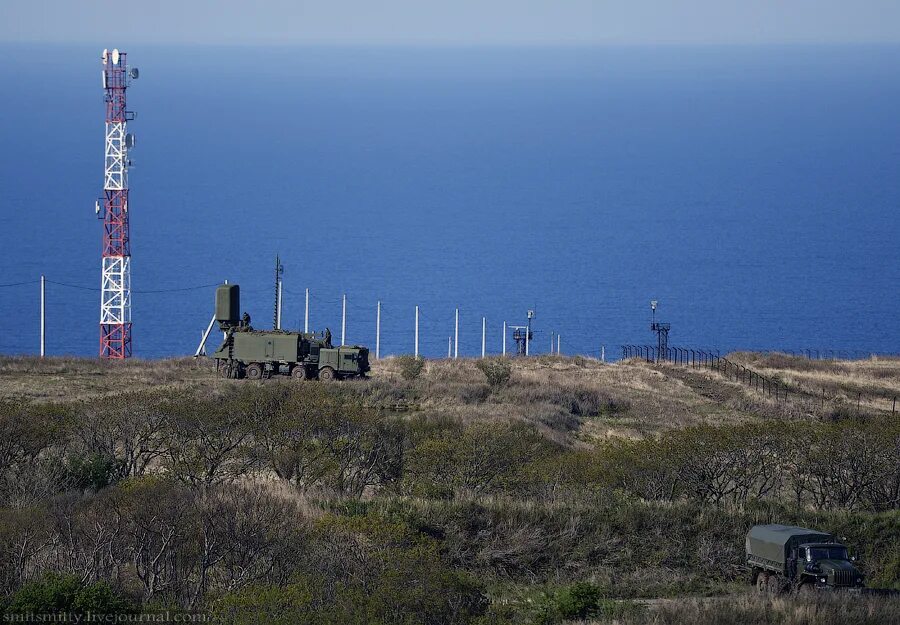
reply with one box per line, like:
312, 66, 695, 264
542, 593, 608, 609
99, 49, 135, 358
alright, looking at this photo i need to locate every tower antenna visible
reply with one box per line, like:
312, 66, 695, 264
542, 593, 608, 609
650, 300, 670, 360
98, 49, 138, 358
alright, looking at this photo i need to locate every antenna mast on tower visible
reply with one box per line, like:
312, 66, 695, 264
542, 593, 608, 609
98, 49, 138, 358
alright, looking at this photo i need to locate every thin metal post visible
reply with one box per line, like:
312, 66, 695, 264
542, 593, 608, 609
454, 308, 459, 359
195, 315, 217, 357
415, 305, 419, 358
223, 279, 229, 342
502, 321, 507, 356
550, 331, 554, 354
481, 317, 486, 358
304, 288, 309, 333
557, 334, 560, 355
341, 294, 346, 346
601, 345, 605, 362
375, 300, 381, 360
276, 279, 283, 330
448, 336, 452, 358
40, 275, 45, 358
273, 254, 282, 330
525, 325, 529, 356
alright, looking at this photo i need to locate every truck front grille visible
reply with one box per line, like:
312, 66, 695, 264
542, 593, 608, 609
832, 570, 852, 586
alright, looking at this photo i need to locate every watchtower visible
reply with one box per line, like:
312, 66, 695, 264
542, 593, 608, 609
510, 309, 535, 356
650, 300, 670, 357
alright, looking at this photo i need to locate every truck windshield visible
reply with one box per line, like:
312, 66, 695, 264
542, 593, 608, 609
808, 546, 848, 561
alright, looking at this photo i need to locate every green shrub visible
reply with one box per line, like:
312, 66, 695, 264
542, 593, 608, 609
476, 358, 512, 388
534, 582, 627, 624
66, 453, 118, 490
396, 356, 425, 381
2, 572, 132, 616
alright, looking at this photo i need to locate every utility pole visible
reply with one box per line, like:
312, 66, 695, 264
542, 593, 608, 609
304, 288, 309, 333
375, 300, 381, 359
525, 309, 534, 356
415, 305, 419, 358
454, 308, 459, 359
502, 321, 507, 356
481, 317, 486, 358
341, 293, 346, 346
40, 275, 45, 358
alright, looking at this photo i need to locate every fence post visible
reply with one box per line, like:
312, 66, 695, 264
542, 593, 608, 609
40, 275, 45, 358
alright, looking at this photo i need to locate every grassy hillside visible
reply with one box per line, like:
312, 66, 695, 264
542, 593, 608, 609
0, 353, 898, 623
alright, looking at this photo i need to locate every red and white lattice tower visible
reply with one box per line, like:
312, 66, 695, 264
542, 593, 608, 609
98, 48, 137, 358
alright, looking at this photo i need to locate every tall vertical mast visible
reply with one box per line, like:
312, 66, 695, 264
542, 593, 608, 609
99, 49, 136, 358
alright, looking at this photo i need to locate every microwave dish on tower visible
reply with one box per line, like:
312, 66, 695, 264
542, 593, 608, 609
112, 49, 120, 65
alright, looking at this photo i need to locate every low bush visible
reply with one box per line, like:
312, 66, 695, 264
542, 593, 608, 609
1, 572, 133, 616
533, 582, 620, 624
476, 358, 512, 388
396, 355, 426, 381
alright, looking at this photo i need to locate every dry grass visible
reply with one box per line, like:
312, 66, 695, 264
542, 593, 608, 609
0, 355, 215, 402
594, 592, 900, 625
727, 352, 900, 414
2, 352, 890, 440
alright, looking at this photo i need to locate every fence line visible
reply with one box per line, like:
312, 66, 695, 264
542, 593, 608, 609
620, 345, 898, 417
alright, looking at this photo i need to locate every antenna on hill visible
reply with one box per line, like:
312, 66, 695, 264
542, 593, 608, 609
650, 300, 670, 360
273, 255, 284, 330
511, 309, 535, 356
97, 48, 138, 358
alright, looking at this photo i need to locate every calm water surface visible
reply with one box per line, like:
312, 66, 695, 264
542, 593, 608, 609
0, 45, 898, 358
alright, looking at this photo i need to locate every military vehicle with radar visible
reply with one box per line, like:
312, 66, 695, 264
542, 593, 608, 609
210, 284, 370, 381
747, 524, 864, 594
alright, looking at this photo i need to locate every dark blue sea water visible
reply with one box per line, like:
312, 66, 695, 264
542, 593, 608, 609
1, 44, 898, 359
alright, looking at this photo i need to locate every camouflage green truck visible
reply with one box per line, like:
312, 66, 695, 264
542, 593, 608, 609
211, 284, 369, 381
747, 524, 864, 594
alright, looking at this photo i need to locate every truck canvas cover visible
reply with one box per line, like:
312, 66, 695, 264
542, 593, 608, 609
746, 525, 832, 566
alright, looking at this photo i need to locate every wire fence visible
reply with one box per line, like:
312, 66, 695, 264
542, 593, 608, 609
621, 345, 898, 417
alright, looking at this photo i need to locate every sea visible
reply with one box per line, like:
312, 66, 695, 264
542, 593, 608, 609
0, 44, 898, 359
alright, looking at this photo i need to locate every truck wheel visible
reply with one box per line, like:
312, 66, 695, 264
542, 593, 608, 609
766, 574, 783, 594
218, 361, 232, 378
756, 573, 769, 593
319, 366, 335, 381
291, 366, 308, 381
246, 363, 263, 380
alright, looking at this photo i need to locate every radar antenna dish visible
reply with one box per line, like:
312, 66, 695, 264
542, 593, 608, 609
129, 67, 139, 79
